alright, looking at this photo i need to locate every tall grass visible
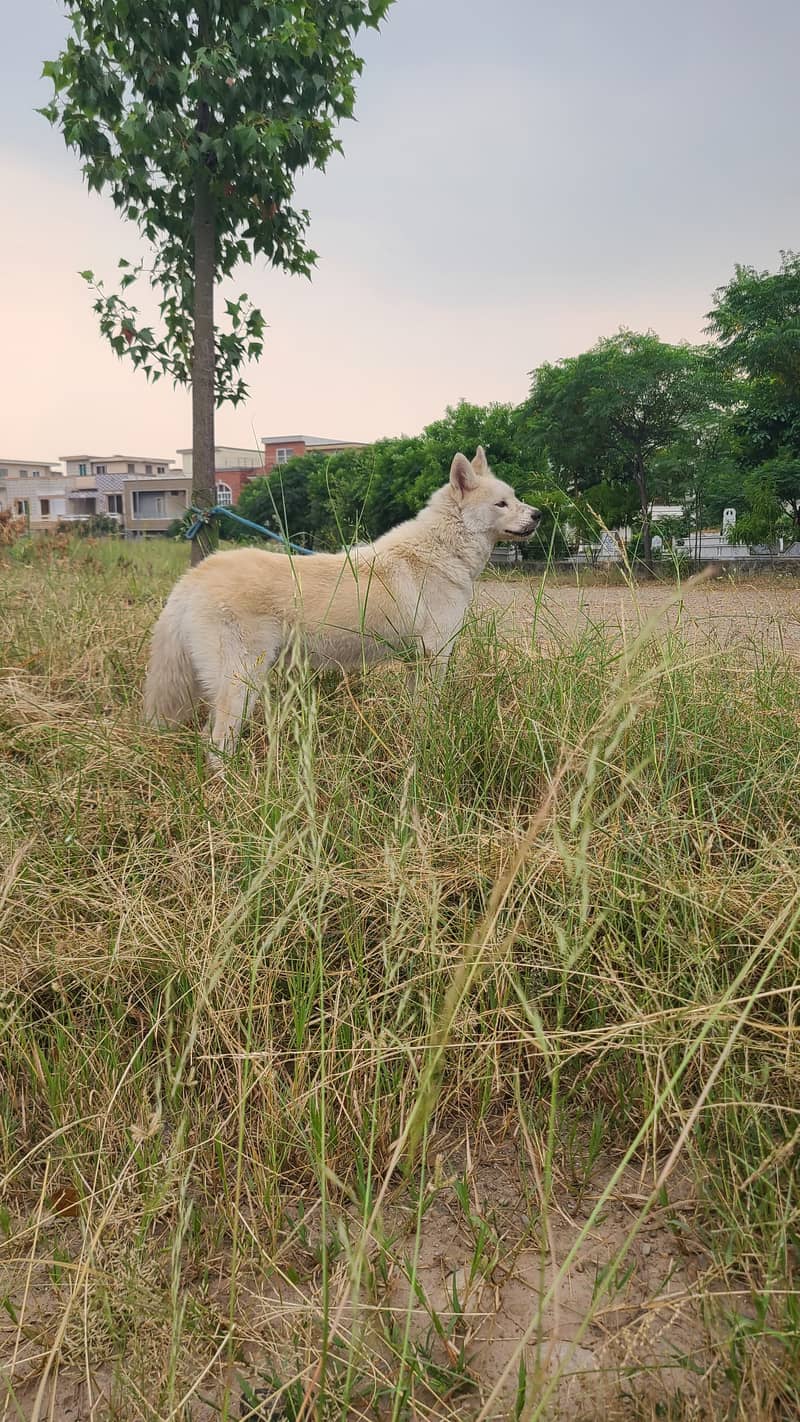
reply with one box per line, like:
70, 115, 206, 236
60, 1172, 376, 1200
1, 535, 798, 1421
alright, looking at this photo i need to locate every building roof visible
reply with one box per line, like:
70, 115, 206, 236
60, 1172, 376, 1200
122, 471, 190, 481
59, 453, 175, 464
0, 457, 60, 468
175, 445, 263, 455
261, 435, 365, 448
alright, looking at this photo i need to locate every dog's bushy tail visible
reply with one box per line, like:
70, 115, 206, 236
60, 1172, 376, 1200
143, 598, 199, 727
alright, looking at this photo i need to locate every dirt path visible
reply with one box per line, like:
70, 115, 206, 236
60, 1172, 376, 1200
477, 574, 800, 658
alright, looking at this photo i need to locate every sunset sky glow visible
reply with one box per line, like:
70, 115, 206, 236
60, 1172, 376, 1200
2, 0, 799, 466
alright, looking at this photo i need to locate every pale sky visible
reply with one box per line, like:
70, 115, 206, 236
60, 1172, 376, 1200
2, 0, 799, 465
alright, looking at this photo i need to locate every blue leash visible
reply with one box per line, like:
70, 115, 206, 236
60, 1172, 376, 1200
184, 504, 314, 555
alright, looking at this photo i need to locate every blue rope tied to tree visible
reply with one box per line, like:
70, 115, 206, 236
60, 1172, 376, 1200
184, 504, 314, 555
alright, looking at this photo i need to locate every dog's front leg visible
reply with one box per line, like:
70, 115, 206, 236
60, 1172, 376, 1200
406, 642, 450, 694
425, 648, 451, 686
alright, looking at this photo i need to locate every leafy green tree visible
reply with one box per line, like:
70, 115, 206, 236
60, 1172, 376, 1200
653, 408, 742, 557
573, 480, 640, 539
732, 464, 796, 550
237, 453, 318, 546
41, 0, 393, 561
708, 254, 800, 537
708, 252, 800, 389
524, 331, 723, 570
752, 451, 800, 530
238, 402, 564, 552
236, 400, 576, 559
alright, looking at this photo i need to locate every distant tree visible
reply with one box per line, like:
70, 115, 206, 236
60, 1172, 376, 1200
708, 252, 800, 389
708, 254, 800, 536
732, 472, 794, 551
237, 454, 318, 546
574, 479, 640, 538
653, 408, 742, 558
417, 402, 529, 492
235, 400, 574, 559
41, 0, 393, 562
524, 331, 724, 570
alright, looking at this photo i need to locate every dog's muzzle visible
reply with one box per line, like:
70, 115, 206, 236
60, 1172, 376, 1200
504, 510, 541, 540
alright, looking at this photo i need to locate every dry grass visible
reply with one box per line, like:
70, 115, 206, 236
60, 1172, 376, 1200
1, 535, 798, 1421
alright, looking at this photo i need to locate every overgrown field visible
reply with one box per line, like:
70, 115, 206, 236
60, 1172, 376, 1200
1, 537, 798, 1421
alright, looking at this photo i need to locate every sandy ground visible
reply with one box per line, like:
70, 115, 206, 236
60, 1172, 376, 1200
477, 573, 800, 658
3, 1141, 735, 1421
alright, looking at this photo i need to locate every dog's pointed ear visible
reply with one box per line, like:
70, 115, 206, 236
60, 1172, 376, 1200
471, 445, 489, 478
450, 452, 479, 498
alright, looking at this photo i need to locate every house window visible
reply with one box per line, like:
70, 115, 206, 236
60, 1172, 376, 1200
215, 482, 233, 507
156, 464, 165, 474
78, 463, 87, 476
145, 464, 152, 474
132, 491, 165, 517
95, 464, 106, 475
127, 463, 135, 474
107, 494, 123, 515
0, 468, 7, 477
40, 499, 50, 517
14, 499, 30, 516
275, 447, 295, 465
19, 469, 27, 477
31, 469, 40, 478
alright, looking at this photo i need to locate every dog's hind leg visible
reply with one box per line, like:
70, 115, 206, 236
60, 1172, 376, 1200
208, 677, 255, 769
206, 641, 280, 772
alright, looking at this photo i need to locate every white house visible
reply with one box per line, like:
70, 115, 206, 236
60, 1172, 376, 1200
1, 452, 186, 532
61, 453, 175, 478
177, 445, 265, 476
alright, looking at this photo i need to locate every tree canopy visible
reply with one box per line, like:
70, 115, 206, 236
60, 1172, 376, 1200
522, 331, 728, 567
707, 253, 800, 535
42, 0, 393, 556
236, 403, 567, 553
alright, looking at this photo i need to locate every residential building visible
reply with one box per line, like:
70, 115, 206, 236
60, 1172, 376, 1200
61, 453, 174, 478
58, 452, 185, 533
207, 467, 261, 505
0, 458, 60, 481
0, 461, 94, 530
123, 475, 192, 534
177, 445, 267, 508
178, 445, 265, 476
262, 435, 366, 472
1, 453, 190, 534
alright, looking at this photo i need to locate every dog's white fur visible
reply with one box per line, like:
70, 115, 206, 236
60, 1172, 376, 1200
143, 447, 540, 762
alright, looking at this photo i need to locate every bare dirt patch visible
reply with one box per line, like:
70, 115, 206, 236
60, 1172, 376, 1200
477, 574, 800, 659
1, 1139, 736, 1421
380, 1139, 729, 1420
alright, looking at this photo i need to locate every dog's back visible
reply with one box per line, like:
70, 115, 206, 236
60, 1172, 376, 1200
143, 449, 540, 767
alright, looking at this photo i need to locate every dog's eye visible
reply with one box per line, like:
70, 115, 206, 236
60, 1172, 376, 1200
496, 500, 508, 508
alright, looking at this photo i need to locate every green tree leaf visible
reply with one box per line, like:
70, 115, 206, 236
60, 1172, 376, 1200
42, 0, 395, 552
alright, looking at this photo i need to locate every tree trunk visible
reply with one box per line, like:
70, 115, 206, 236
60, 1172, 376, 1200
190, 152, 216, 565
190, 0, 216, 564
633, 452, 653, 574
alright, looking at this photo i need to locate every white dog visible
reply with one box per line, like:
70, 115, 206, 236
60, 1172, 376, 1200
143, 447, 540, 762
